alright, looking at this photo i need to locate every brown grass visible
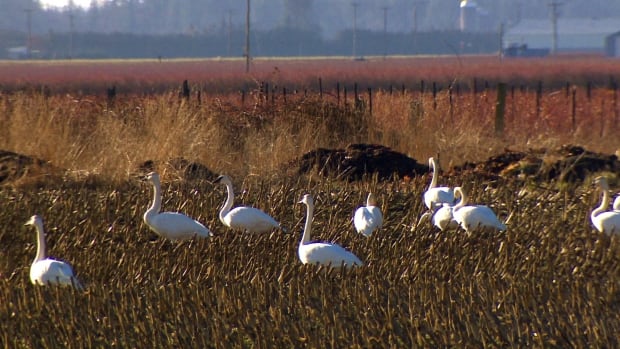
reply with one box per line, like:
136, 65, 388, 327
1, 174, 620, 347
1, 57, 620, 347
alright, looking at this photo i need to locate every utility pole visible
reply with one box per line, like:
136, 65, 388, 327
549, 1, 562, 55
227, 10, 233, 57
24, 8, 33, 59
352, 2, 359, 59
382, 6, 388, 59
412, 1, 427, 33
244, 0, 250, 73
69, 11, 75, 59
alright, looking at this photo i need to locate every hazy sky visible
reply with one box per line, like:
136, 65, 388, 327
39, 0, 93, 10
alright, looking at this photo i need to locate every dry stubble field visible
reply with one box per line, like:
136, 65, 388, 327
1, 56, 620, 348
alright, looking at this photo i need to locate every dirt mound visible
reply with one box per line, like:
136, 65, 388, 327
286, 143, 428, 181
0, 150, 63, 186
136, 157, 219, 182
449, 145, 619, 182
287, 143, 618, 183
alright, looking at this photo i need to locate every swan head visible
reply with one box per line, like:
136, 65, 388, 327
366, 192, 377, 206
428, 157, 435, 167
298, 194, 314, 206
146, 172, 160, 184
25, 215, 41, 227
215, 174, 233, 186
594, 176, 610, 190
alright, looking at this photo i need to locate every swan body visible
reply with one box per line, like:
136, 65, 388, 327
591, 176, 620, 235
215, 175, 281, 233
25, 215, 83, 289
423, 157, 455, 210
298, 194, 363, 268
431, 203, 459, 231
353, 193, 383, 237
144, 172, 211, 240
614, 196, 620, 212
452, 187, 506, 233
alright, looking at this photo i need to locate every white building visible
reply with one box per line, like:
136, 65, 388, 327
504, 17, 620, 54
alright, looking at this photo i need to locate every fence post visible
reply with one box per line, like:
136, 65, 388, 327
536, 81, 542, 119
432, 82, 437, 110
336, 82, 340, 105
571, 86, 577, 131
495, 82, 506, 136
181, 80, 190, 100
367, 87, 372, 115
319, 78, 323, 100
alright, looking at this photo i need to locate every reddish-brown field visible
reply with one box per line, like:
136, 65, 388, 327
2, 55, 620, 94
2, 55, 620, 347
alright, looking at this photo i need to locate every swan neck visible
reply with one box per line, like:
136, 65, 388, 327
592, 188, 611, 218
301, 202, 314, 245
146, 179, 162, 221
429, 160, 438, 189
453, 188, 466, 210
34, 220, 47, 263
220, 182, 235, 220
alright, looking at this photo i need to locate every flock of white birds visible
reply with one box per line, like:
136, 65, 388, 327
24, 158, 620, 290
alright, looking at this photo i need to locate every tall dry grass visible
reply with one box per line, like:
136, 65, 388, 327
1, 83, 618, 182
1, 172, 619, 347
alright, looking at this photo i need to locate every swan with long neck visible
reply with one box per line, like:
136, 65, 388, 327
353, 192, 383, 237
25, 215, 83, 289
215, 174, 282, 233
591, 176, 620, 234
451, 187, 506, 233
143, 172, 211, 240
299, 194, 363, 268
423, 157, 455, 210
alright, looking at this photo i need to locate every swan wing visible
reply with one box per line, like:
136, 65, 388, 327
593, 211, 620, 235
31, 259, 81, 288
150, 212, 210, 239
226, 207, 280, 233
454, 205, 505, 232
299, 242, 362, 268
424, 187, 455, 210
432, 205, 457, 231
353, 206, 383, 236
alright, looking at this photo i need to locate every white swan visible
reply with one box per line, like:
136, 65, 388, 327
143, 172, 211, 240
298, 194, 363, 268
591, 176, 620, 235
452, 187, 506, 233
353, 192, 383, 237
431, 203, 459, 231
423, 157, 455, 210
614, 196, 620, 212
25, 215, 83, 289
215, 175, 282, 233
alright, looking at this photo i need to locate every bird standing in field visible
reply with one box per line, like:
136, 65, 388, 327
451, 187, 506, 234
430, 203, 459, 231
215, 174, 282, 233
143, 172, 211, 240
353, 192, 383, 237
591, 176, 620, 235
298, 194, 363, 268
423, 157, 455, 210
25, 215, 83, 289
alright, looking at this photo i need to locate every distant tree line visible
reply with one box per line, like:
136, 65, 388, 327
4, 28, 499, 59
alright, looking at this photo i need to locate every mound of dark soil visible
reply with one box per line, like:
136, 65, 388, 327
286, 143, 428, 181
136, 157, 219, 182
0, 150, 63, 185
449, 144, 619, 182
